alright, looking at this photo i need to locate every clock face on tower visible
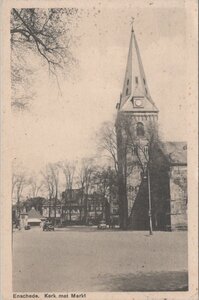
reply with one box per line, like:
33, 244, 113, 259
133, 98, 144, 108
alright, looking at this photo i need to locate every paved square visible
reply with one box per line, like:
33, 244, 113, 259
13, 227, 188, 292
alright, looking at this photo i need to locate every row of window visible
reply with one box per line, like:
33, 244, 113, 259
128, 185, 140, 193
123, 122, 146, 137
126, 77, 148, 96
127, 76, 141, 86
88, 204, 103, 211
131, 145, 148, 156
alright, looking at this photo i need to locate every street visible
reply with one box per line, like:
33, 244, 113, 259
13, 227, 188, 292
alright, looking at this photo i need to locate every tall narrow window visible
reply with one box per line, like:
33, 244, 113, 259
126, 88, 128, 95
144, 146, 148, 157
127, 79, 129, 85
145, 87, 148, 94
136, 122, 145, 137
143, 78, 146, 85
132, 146, 137, 156
135, 76, 138, 84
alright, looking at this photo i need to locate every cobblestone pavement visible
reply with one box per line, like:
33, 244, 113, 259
13, 227, 188, 292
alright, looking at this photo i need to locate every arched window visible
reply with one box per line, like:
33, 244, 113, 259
136, 122, 145, 137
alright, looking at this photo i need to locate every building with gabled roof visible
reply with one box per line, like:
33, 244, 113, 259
27, 207, 42, 226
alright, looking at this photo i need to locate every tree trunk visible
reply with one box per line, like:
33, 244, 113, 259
116, 122, 128, 230
54, 190, 57, 226
60, 205, 63, 225
54, 203, 57, 225
117, 154, 128, 230
118, 175, 128, 230
69, 203, 72, 222
17, 189, 21, 218
84, 194, 88, 224
49, 197, 51, 219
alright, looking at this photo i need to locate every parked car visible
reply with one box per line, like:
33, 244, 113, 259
43, 221, 54, 231
97, 220, 108, 230
24, 224, 31, 230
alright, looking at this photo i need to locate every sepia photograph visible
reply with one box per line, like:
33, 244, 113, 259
0, 0, 198, 299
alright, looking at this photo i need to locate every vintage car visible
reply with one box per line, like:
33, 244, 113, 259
97, 220, 108, 230
24, 224, 31, 230
43, 222, 54, 231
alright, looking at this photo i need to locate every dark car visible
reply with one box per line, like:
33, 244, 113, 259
24, 224, 31, 230
43, 222, 54, 231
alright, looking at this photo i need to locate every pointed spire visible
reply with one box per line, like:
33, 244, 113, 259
119, 23, 158, 112
131, 17, 135, 33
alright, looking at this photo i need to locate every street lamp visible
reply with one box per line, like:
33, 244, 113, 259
143, 145, 153, 235
134, 139, 153, 235
147, 167, 153, 235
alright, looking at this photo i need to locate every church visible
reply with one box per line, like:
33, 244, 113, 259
115, 25, 187, 231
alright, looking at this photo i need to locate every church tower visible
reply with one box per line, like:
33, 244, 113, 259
116, 25, 159, 229
117, 24, 158, 125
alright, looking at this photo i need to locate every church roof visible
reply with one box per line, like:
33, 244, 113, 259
163, 141, 187, 165
118, 27, 158, 113
28, 207, 42, 219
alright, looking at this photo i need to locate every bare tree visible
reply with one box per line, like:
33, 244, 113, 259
97, 121, 118, 173
92, 166, 117, 223
77, 158, 96, 223
42, 163, 59, 224
59, 160, 76, 190
12, 167, 29, 216
97, 120, 129, 228
121, 117, 160, 169
10, 8, 80, 109
58, 160, 76, 221
12, 173, 18, 198
29, 176, 44, 198
98, 116, 162, 230
116, 113, 162, 231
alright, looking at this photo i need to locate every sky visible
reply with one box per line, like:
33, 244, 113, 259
11, 2, 189, 173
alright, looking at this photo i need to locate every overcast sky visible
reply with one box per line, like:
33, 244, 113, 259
12, 2, 188, 172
